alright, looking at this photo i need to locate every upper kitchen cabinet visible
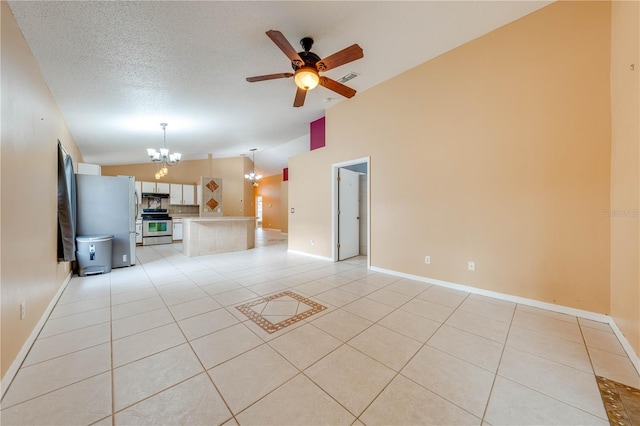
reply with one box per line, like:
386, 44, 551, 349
156, 182, 170, 194
141, 181, 170, 194
170, 183, 196, 205
77, 163, 102, 175
183, 184, 195, 204
141, 181, 156, 193
170, 184, 181, 204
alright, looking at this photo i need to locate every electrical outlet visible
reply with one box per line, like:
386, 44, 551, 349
20, 301, 26, 320
310, 240, 314, 246
424, 256, 431, 264
468, 261, 475, 271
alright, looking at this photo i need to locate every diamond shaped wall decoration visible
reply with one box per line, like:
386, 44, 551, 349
206, 179, 219, 192
206, 198, 219, 210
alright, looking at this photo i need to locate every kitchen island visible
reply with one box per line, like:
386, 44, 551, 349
182, 217, 256, 256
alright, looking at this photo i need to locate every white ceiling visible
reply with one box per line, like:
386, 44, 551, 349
8, 1, 550, 177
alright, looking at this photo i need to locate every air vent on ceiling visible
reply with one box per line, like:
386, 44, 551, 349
337, 72, 358, 84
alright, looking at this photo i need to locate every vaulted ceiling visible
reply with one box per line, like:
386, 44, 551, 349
9, 1, 550, 176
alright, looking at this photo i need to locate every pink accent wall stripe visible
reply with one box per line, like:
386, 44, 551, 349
310, 117, 326, 150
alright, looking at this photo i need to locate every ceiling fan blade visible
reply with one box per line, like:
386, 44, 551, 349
293, 87, 307, 108
246, 73, 293, 83
266, 30, 304, 67
316, 44, 363, 72
319, 77, 356, 98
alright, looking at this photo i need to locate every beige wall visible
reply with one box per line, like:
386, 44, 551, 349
103, 156, 255, 217
1, 3, 83, 379
289, 2, 612, 313
102, 159, 211, 184
609, 1, 640, 355
257, 174, 283, 230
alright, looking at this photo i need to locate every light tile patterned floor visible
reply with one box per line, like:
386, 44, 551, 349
1, 229, 639, 425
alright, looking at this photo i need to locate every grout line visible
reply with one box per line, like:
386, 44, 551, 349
479, 301, 517, 422
0, 370, 111, 412
15, 337, 111, 370
109, 272, 116, 426
578, 319, 611, 421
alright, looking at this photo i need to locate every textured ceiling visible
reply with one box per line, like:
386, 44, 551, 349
8, 1, 550, 176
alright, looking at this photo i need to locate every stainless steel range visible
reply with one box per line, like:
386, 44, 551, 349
141, 193, 172, 245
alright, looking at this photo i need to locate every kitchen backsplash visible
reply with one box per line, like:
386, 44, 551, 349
169, 205, 199, 215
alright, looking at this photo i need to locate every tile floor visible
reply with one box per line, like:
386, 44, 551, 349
1, 229, 639, 425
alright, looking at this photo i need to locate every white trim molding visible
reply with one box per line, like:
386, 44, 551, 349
331, 156, 371, 268
1, 271, 73, 399
609, 320, 640, 375
370, 265, 640, 375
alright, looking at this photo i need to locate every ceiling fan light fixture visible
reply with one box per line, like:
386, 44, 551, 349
294, 67, 319, 90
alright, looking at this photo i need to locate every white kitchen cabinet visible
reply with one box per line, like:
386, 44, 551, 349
141, 181, 156, 193
141, 181, 169, 194
172, 219, 183, 241
169, 183, 196, 205
183, 184, 195, 204
77, 163, 101, 175
170, 184, 182, 205
156, 182, 170, 194
135, 220, 142, 244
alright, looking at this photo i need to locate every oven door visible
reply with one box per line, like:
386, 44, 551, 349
142, 219, 172, 237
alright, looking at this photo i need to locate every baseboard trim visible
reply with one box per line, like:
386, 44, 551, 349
261, 228, 281, 232
287, 249, 333, 262
609, 319, 640, 376
370, 265, 640, 374
1, 271, 72, 400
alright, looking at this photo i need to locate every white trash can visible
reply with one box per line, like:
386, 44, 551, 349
76, 235, 113, 277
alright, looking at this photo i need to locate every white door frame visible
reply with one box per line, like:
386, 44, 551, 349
331, 156, 371, 268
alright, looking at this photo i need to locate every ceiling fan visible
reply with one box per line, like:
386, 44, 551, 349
246, 30, 364, 108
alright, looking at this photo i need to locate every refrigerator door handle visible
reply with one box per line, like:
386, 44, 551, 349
134, 191, 139, 219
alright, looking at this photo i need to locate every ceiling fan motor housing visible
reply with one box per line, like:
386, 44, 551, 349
292, 37, 320, 71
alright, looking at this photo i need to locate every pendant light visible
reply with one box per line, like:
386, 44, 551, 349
244, 148, 262, 187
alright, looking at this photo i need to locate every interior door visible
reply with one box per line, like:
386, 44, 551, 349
338, 168, 360, 260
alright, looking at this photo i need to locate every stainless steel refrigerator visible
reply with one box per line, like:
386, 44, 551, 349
76, 174, 137, 268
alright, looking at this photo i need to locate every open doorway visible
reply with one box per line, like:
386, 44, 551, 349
255, 196, 263, 227
332, 157, 370, 268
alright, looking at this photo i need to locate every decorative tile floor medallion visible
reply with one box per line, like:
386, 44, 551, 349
596, 375, 640, 426
236, 291, 327, 334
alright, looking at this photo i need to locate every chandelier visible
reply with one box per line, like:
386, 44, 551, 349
244, 148, 262, 187
147, 123, 181, 180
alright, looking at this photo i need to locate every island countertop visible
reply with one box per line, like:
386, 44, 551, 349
182, 216, 256, 222
182, 216, 256, 256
